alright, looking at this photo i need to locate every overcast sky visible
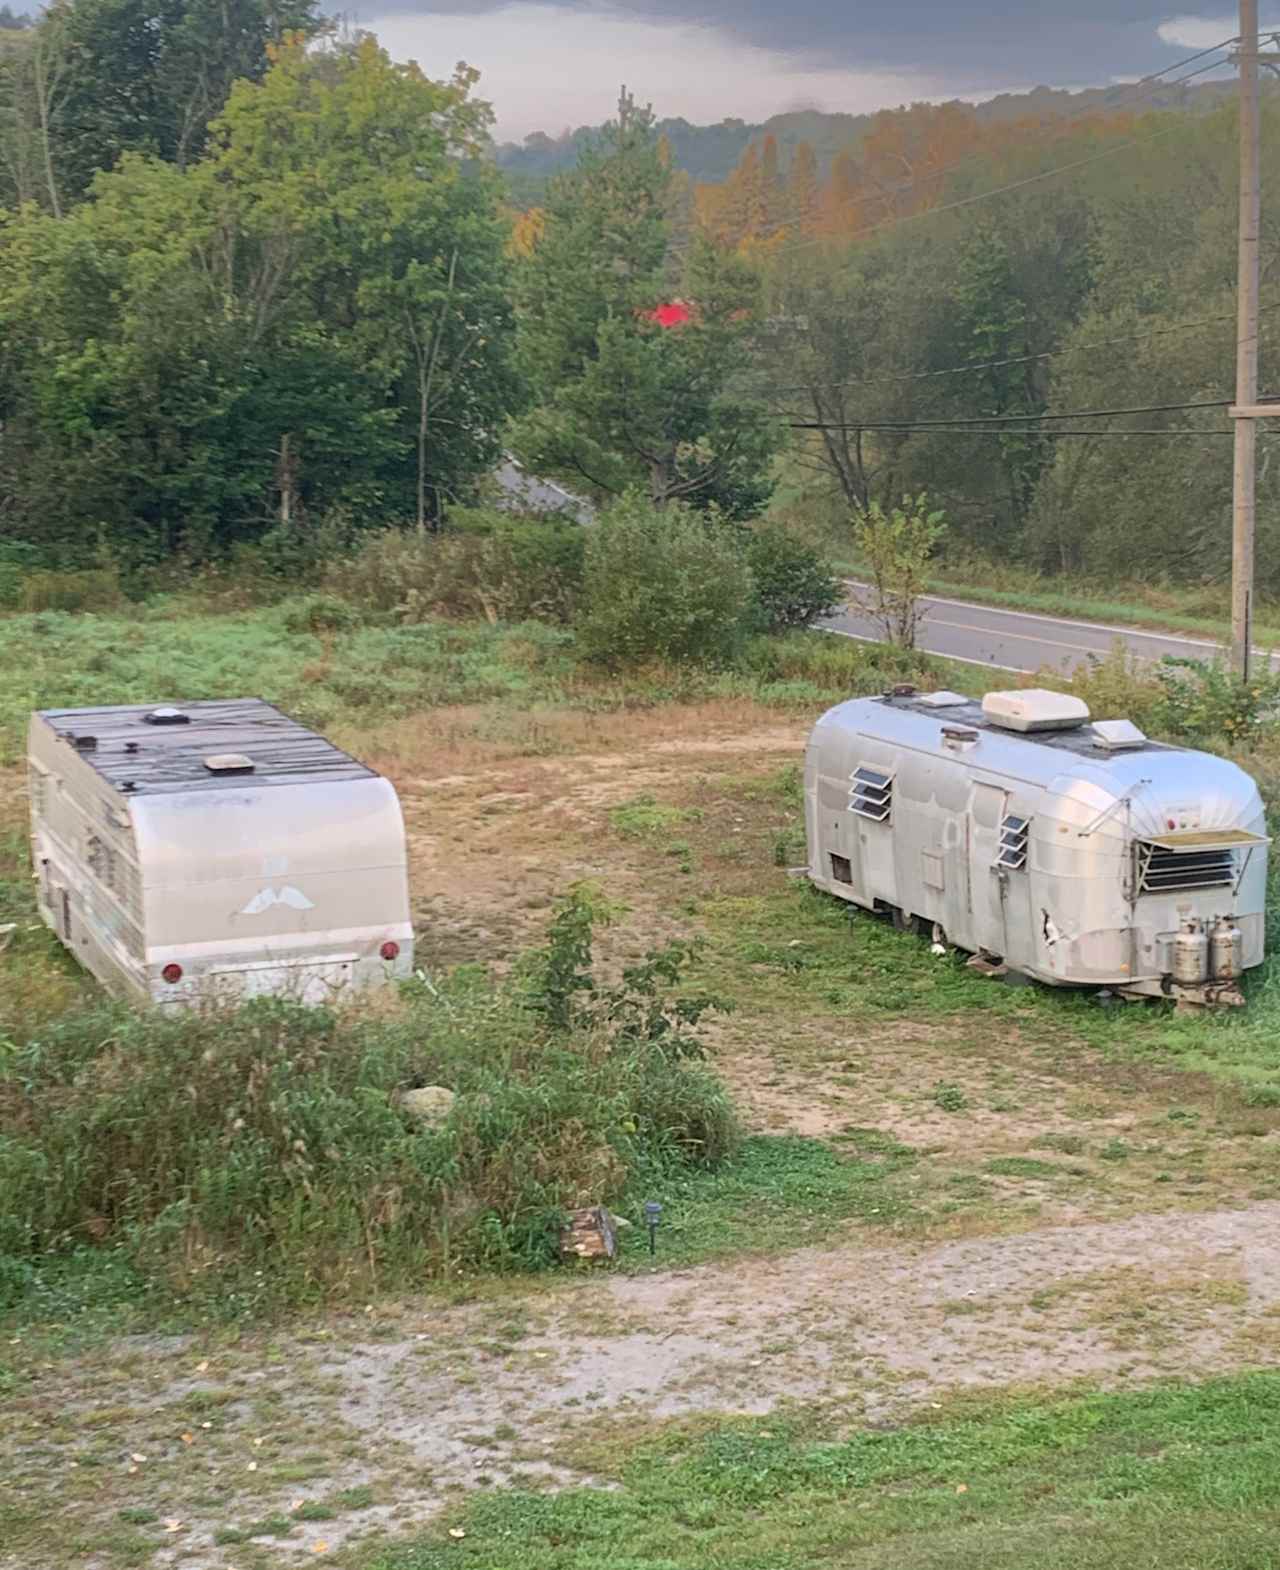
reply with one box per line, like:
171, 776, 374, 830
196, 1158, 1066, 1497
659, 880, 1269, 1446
357, 3, 1278, 141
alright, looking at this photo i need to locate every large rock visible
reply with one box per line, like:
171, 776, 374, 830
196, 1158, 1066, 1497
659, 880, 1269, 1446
399, 1086, 457, 1129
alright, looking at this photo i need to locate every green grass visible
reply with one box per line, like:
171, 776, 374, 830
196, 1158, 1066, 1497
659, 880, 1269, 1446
362, 1372, 1280, 1570
614, 1133, 920, 1269
0, 604, 578, 765
697, 880, 1280, 1098
608, 794, 701, 840
0, 599, 980, 766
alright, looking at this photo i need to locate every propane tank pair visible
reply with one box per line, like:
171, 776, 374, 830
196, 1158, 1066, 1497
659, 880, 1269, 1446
1172, 916, 1243, 985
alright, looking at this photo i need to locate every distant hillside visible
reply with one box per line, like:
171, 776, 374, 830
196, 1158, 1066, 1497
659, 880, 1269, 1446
494, 77, 1236, 193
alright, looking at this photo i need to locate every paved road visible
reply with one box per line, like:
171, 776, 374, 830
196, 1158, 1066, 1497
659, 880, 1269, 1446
493, 457, 595, 522
824, 585, 1275, 675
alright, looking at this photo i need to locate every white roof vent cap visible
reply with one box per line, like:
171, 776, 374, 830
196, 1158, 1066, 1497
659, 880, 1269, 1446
203, 752, 255, 775
1092, 718, 1147, 751
982, 688, 1090, 733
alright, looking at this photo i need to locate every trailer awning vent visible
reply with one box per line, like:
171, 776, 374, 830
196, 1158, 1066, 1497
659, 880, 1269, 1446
203, 753, 255, 775
144, 706, 190, 726
850, 766, 892, 822
997, 814, 1029, 870
1138, 841, 1235, 894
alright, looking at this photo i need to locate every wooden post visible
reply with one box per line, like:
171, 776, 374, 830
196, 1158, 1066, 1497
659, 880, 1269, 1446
1231, 0, 1261, 680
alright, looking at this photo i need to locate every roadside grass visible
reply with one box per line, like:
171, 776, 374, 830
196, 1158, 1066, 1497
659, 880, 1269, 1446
366, 1372, 1280, 1570
827, 545, 1280, 648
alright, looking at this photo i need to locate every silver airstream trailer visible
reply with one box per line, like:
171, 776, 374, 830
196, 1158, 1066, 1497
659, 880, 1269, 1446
804, 686, 1267, 1006
27, 699, 414, 1006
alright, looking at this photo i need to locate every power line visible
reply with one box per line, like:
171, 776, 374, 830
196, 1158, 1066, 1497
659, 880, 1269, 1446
782, 396, 1236, 428
785, 423, 1243, 438
768, 301, 1280, 395
765, 61, 1236, 262
678, 42, 1239, 262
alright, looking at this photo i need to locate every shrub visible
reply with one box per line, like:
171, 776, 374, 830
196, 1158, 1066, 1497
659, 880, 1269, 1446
577, 493, 756, 668
0, 899, 737, 1308
328, 514, 584, 625
324, 527, 440, 614
281, 593, 360, 635
0, 541, 45, 610
851, 492, 946, 648
1039, 647, 1280, 750
746, 523, 843, 632
1152, 657, 1280, 747
19, 567, 123, 613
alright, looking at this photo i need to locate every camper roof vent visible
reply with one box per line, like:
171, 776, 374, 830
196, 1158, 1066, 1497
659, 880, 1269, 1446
144, 706, 190, 726
982, 688, 1090, 734
203, 753, 255, 775
917, 690, 968, 708
1091, 718, 1147, 752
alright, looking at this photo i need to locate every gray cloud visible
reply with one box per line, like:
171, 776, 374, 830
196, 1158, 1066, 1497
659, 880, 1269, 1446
372, 3, 1248, 91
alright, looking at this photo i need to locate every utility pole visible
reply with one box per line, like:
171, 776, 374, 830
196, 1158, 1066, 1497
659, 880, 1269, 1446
1230, 0, 1260, 681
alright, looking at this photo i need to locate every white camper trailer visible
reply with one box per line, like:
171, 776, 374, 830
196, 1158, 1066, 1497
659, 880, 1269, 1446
804, 686, 1268, 1007
27, 699, 414, 1007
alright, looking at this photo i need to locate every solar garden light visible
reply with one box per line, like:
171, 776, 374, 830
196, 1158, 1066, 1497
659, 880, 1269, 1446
644, 1200, 663, 1256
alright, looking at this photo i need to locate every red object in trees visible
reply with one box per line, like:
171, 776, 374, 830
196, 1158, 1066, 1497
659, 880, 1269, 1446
649, 300, 692, 328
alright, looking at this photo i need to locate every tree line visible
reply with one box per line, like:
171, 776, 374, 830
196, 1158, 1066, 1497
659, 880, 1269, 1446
1, 0, 1276, 595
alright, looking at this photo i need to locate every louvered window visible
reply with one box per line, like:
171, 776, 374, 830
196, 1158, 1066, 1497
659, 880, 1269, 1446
996, 813, 1029, 870
1138, 842, 1234, 894
849, 766, 892, 822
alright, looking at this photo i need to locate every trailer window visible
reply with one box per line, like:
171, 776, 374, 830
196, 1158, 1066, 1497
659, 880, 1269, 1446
1137, 841, 1234, 894
849, 766, 892, 822
996, 814, 1029, 870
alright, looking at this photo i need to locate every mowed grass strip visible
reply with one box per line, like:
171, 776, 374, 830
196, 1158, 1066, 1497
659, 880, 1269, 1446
366, 1372, 1280, 1570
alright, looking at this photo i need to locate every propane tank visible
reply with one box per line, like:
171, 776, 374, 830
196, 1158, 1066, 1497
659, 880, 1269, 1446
1172, 917, 1209, 986
1210, 916, 1244, 982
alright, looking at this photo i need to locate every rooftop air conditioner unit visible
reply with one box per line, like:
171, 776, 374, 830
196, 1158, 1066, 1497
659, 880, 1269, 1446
981, 688, 1090, 733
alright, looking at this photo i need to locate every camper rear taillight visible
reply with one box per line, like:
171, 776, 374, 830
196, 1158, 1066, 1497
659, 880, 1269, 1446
161, 963, 183, 984
379, 941, 400, 962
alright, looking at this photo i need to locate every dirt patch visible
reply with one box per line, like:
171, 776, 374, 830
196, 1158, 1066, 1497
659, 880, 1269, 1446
398, 717, 807, 969
8, 1201, 1279, 1568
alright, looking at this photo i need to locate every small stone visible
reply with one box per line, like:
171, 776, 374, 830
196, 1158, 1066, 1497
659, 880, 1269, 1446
398, 1086, 457, 1128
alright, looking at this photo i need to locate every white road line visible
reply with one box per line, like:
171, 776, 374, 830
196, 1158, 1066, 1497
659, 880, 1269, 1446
818, 626, 1029, 674
843, 581, 1274, 658
923, 614, 1147, 658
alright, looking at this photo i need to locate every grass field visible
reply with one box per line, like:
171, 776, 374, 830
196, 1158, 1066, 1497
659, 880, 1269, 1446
368, 1374, 1280, 1570
4, 595, 1280, 1568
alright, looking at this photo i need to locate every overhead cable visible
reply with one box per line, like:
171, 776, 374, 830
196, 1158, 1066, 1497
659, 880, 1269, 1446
768, 301, 1280, 395
675, 41, 1239, 262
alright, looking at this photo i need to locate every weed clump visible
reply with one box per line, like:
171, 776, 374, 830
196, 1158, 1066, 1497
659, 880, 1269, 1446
0, 892, 738, 1313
